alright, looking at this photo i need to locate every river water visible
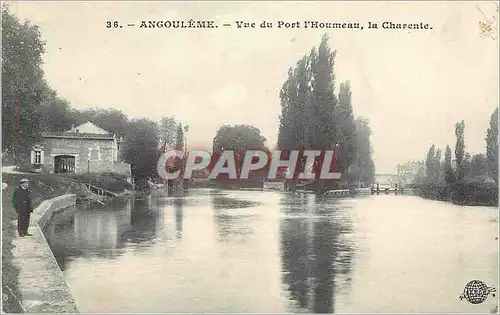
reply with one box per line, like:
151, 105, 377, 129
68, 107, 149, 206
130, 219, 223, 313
44, 189, 499, 313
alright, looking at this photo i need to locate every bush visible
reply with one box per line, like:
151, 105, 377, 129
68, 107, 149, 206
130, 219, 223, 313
416, 180, 498, 206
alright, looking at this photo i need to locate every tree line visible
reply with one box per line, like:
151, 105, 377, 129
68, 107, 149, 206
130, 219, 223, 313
276, 34, 375, 187
419, 108, 498, 205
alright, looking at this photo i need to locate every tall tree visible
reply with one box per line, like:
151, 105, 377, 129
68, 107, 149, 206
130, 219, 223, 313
434, 149, 443, 182
38, 88, 76, 132
277, 67, 297, 150
176, 123, 185, 150
122, 118, 159, 183
2, 6, 47, 163
425, 144, 436, 181
455, 120, 466, 181
444, 145, 455, 183
462, 152, 472, 182
158, 117, 178, 152
308, 34, 338, 149
350, 117, 375, 186
486, 107, 498, 184
336, 80, 357, 173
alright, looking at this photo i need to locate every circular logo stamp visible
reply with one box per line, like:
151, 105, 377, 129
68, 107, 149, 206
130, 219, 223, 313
459, 280, 496, 304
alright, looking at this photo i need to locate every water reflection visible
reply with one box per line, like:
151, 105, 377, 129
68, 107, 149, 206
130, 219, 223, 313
44, 197, 166, 269
211, 195, 259, 243
279, 194, 354, 313
122, 197, 164, 245
174, 198, 184, 239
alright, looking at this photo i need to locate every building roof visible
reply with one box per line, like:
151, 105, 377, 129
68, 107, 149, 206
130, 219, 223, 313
41, 132, 115, 140
41, 121, 116, 140
68, 121, 110, 134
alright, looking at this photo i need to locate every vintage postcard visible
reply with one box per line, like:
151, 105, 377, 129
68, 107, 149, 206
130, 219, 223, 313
1, 1, 499, 313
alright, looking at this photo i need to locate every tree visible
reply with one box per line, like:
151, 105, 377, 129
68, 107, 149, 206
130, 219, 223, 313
444, 145, 455, 183
38, 88, 76, 132
308, 34, 338, 149
336, 80, 357, 173
122, 118, 159, 183
176, 123, 185, 150
486, 107, 498, 184
455, 120, 466, 181
462, 152, 471, 182
77, 108, 129, 137
425, 145, 436, 181
2, 6, 47, 163
277, 67, 297, 150
350, 117, 375, 186
469, 153, 489, 181
434, 149, 443, 182
158, 117, 178, 152
213, 124, 266, 154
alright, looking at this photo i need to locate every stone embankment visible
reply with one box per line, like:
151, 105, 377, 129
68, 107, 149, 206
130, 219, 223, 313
9, 194, 79, 313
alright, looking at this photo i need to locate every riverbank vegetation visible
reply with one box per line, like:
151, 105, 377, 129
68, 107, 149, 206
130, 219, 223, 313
415, 108, 498, 206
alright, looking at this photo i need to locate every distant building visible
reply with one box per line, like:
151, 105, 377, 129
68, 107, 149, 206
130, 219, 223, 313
396, 161, 425, 185
30, 122, 132, 181
397, 160, 425, 176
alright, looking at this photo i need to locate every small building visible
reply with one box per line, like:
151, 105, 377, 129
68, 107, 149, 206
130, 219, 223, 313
396, 161, 425, 186
30, 122, 132, 181
397, 161, 425, 176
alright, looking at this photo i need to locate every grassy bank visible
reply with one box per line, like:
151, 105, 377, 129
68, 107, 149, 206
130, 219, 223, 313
415, 181, 498, 207
1, 172, 132, 313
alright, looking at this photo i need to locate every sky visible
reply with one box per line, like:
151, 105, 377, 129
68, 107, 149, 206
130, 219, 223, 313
7, 1, 499, 174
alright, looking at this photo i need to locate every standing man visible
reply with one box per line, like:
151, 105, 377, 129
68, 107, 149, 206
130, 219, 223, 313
12, 178, 33, 237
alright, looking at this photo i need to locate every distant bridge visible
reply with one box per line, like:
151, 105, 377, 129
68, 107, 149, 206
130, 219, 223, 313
374, 173, 416, 188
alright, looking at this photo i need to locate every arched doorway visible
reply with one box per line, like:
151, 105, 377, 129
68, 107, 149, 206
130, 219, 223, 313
54, 155, 76, 173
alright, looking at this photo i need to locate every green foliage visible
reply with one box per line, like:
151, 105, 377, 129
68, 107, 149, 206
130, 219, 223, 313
80, 108, 130, 137
454, 120, 466, 181
336, 81, 357, 172
159, 117, 178, 151
176, 123, 185, 150
468, 153, 489, 181
486, 107, 498, 184
277, 34, 360, 179
350, 117, 375, 185
122, 118, 160, 182
425, 145, 436, 180
444, 145, 455, 183
424, 145, 443, 183
419, 115, 497, 205
213, 124, 266, 153
2, 6, 47, 160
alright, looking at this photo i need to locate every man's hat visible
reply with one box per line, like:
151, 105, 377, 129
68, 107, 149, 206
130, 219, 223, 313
20, 178, 29, 183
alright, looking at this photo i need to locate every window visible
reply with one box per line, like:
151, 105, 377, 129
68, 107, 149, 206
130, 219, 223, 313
88, 146, 101, 161
35, 151, 41, 164
31, 148, 44, 165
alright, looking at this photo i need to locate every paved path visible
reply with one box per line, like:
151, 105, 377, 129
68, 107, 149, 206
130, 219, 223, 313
9, 203, 79, 313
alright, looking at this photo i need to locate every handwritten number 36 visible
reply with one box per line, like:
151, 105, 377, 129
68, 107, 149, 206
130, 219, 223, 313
106, 21, 120, 28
